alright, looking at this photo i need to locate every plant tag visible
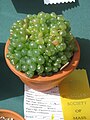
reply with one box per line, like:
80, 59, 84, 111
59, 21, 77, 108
59, 69, 90, 119
44, 0, 75, 5
24, 86, 64, 120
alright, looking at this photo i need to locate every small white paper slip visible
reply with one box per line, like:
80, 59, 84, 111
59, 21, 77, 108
44, 0, 75, 5
24, 85, 64, 120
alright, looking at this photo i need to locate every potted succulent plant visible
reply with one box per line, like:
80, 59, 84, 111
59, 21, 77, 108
5, 12, 80, 91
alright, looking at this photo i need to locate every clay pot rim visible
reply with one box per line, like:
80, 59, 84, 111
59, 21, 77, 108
5, 39, 80, 82
0, 109, 24, 120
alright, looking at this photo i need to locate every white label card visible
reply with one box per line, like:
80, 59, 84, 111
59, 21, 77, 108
44, 0, 75, 5
24, 85, 64, 120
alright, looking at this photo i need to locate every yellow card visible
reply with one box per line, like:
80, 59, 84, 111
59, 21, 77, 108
59, 69, 90, 120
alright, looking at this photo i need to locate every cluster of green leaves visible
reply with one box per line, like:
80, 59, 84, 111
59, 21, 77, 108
7, 12, 77, 78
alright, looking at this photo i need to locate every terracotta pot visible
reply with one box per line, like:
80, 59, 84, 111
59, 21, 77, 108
5, 39, 80, 91
0, 109, 24, 120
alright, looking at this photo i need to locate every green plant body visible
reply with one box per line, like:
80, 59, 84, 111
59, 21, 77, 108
6, 12, 77, 78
